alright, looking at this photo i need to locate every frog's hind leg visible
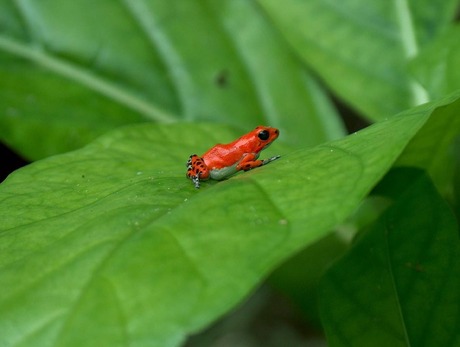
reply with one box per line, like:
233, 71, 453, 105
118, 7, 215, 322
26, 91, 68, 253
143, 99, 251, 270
186, 154, 209, 189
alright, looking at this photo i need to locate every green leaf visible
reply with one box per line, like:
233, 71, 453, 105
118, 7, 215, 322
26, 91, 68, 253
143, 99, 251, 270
1, 93, 458, 346
257, 0, 459, 120
319, 168, 460, 347
0, 0, 344, 160
411, 25, 460, 99
396, 90, 460, 199
454, 141, 460, 220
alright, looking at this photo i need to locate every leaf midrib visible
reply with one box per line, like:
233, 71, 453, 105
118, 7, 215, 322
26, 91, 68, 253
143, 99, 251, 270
0, 35, 175, 123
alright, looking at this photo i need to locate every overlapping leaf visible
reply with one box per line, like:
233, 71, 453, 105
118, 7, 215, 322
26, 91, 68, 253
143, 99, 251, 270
396, 91, 460, 198
320, 169, 460, 347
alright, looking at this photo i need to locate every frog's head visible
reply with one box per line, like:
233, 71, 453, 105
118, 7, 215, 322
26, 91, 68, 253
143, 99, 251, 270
254, 126, 280, 151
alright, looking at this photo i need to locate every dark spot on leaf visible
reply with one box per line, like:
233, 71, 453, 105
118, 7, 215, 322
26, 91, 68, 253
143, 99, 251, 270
215, 69, 229, 88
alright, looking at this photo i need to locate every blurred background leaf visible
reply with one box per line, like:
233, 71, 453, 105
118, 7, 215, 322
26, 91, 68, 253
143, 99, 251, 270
257, 0, 459, 120
0, 0, 345, 160
410, 24, 460, 99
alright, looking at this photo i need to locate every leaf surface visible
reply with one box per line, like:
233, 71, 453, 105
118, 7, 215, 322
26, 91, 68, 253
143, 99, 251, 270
1, 94, 459, 346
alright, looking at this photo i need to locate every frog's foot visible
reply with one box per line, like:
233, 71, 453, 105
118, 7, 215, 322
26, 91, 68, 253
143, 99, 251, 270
186, 154, 208, 189
190, 173, 201, 189
262, 155, 281, 165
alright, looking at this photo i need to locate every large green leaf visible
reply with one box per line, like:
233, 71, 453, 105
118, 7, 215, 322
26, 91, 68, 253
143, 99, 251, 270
257, 0, 459, 120
1, 94, 458, 346
0, 0, 343, 160
319, 168, 460, 347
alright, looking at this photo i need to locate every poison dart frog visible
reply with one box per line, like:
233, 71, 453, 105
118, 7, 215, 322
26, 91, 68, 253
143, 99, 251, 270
186, 126, 280, 188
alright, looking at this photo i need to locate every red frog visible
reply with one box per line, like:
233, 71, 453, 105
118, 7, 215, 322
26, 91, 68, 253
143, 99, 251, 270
186, 126, 280, 188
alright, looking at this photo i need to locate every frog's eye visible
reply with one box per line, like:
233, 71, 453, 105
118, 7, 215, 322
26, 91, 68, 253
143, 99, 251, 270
258, 130, 270, 140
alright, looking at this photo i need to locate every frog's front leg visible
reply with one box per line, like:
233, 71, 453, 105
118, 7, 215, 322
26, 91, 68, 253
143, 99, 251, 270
186, 154, 210, 189
236, 153, 280, 172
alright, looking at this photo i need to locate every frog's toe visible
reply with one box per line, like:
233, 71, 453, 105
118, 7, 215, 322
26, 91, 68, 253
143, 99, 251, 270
262, 155, 281, 165
192, 174, 201, 189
